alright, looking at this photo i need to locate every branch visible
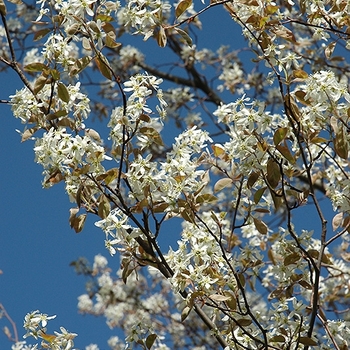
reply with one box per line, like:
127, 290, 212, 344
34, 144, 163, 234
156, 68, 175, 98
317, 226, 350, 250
0, 303, 19, 343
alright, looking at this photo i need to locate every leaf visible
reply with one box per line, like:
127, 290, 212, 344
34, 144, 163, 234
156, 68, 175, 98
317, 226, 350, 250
299, 280, 313, 290
235, 318, 252, 327
33, 74, 48, 94
146, 334, 157, 349
152, 201, 169, 213
98, 194, 111, 219
253, 208, 270, 213
41, 332, 56, 343
299, 337, 318, 346
105, 33, 121, 49
223, 291, 236, 310
70, 56, 92, 76
270, 188, 282, 210
70, 213, 87, 233
21, 126, 39, 142
273, 127, 288, 146
0, 0, 7, 15
122, 263, 133, 284
325, 42, 336, 59
156, 26, 167, 48
268, 248, 276, 265
270, 335, 285, 343
266, 158, 280, 188
276, 145, 295, 164
66, 23, 80, 36
284, 252, 300, 265
174, 27, 193, 47
209, 294, 231, 302
265, 4, 278, 14
175, 0, 192, 18
33, 28, 51, 41
332, 212, 343, 231
214, 178, 232, 193
272, 26, 296, 43
103, 168, 119, 185
139, 127, 164, 146
284, 94, 302, 121
253, 217, 268, 235
181, 208, 195, 223
295, 90, 310, 105
95, 55, 112, 80
293, 69, 308, 80
196, 193, 218, 204
254, 187, 266, 204
46, 110, 68, 121
181, 305, 192, 322
334, 128, 348, 159
211, 144, 226, 157
50, 69, 60, 81
310, 136, 328, 144
24, 62, 48, 72
57, 82, 70, 103
247, 171, 259, 188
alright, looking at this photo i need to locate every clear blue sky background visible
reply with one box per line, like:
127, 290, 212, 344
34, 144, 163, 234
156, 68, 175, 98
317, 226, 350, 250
0, 5, 247, 349
0, 3, 336, 349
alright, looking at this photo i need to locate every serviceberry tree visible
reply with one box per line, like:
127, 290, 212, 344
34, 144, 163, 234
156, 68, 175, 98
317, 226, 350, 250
1, 0, 350, 349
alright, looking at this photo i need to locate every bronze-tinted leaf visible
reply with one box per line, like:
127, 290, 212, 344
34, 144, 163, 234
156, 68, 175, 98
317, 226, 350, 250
33, 74, 48, 94
209, 294, 231, 302
70, 56, 92, 77
156, 26, 167, 48
175, 0, 192, 18
211, 144, 226, 157
98, 194, 111, 219
270, 188, 282, 210
332, 212, 343, 231
284, 252, 300, 265
21, 126, 39, 142
70, 213, 87, 233
66, 23, 80, 36
284, 94, 302, 121
247, 171, 259, 188
196, 193, 218, 204
174, 27, 193, 47
254, 186, 266, 204
181, 305, 192, 322
214, 178, 232, 193
181, 208, 195, 223
34, 28, 51, 41
105, 33, 121, 49
95, 56, 112, 80
57, 82, 70, 103
270, 335, 285, 343
276, 144, 295, 164
325, 42, 336, 59
253, 217, 268, 235
146, 334, 157, 350
273, 127, 288, 146
266, 158, 280, 188
293, 70, 308, 80
294, 90, 310, 105
24, 62, 48, 72
235, 318, 252, 327
0, 0, 7, 15
299, 337, 318, 346
334, 129, 348, 159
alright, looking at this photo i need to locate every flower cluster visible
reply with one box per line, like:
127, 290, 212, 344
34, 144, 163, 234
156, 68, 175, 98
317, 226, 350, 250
13, 310, 77, 350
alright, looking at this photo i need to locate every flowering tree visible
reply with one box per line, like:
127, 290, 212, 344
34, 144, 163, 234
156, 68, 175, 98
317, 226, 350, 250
1, 0, 350, 348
